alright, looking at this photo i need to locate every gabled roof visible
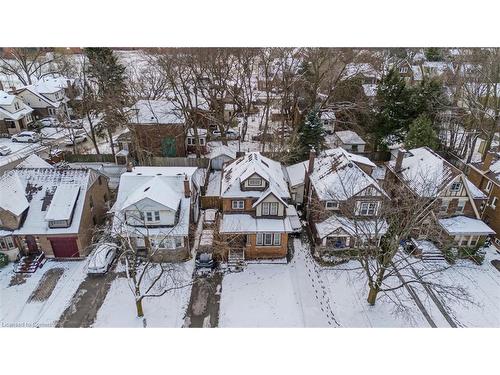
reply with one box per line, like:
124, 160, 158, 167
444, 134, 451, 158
16, 154, 53, 169
221, 152, 290, 199
334, 130, 366, 145
286, 160, 308, 188
121, 176, 180, 211
387, 147, 459, 198
0, 173, 29, 216
310, 148, 384, 201
209, 145, 237, 160
252, 188, 289, 208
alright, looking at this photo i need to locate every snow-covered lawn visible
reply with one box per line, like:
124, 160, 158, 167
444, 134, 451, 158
0, 260, 87, 327
0, 137, 45, 168
92, 259, 195, 327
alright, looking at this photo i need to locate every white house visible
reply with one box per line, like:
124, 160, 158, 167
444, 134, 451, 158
0, 90, 34, 135
208, 145, 237, 170
15, 78, 69, 119
111, 166, 204, 262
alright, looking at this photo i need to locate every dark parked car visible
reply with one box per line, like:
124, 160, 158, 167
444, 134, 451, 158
195, 252, 215, 271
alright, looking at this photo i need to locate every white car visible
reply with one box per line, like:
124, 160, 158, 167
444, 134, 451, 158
65, 134, 87, 146
11, 131, 40, 143
212, 129, 239, 139
0, 145, 12, 156
87, 243, 118, 275
38, 117, 58, 128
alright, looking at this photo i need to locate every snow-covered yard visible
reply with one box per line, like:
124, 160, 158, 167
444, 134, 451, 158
0, 137, 45, 168
0, 260, 87, 327
92, 259, 195, 327
219, 239, 428, 327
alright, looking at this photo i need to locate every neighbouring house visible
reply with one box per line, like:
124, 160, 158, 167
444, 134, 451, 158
186, 128, 207, 155
285, 160, 308, 206
0, 168, 110, 260
208, 145, 237, 170
465, 150, 500, 247
127, 99, 186, 158
14, 78, 70, 119
218, 152, 299, 261
111, 165, 205, 262
0, 90, 34, 136
332, 130, 367, 154
15, 154, 53, 169
305, 148, 388, 251
386, 147, 494, 249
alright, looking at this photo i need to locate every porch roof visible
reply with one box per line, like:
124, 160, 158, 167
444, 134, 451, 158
220, 214, 293, 234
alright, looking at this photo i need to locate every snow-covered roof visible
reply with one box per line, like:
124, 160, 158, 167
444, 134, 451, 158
121, 176, 180, 211
286, 161, 308, 188
0, 173, 29, 216
334, 130, 366, 145
16, 154, 53, 169
221, 152, 290, 199
387, 147, 459, 198
344, 63, 381, 79
464, 178, 487, 199
315, 215, 388, 239
220, 214, 293, 234
208, 145, 237, 160
112, 166, 199, 238
187, 128, 207, 137
0, 90, 15, 106
438, 216, 495, 235
252, 188, 289, 208
33, 77, 69, 94
6, 168, 95, 236
129, 99, 184, 125
310, 148, 384, 201
45, 184, 81, 222
362, 84, 377, 97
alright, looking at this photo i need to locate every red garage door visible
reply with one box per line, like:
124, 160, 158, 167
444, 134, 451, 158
49, 237, 79, 258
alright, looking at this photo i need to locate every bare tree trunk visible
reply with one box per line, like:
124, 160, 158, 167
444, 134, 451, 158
136, 297, 144, 318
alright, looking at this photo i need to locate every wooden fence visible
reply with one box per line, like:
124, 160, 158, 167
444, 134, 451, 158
146, 157, 210, 168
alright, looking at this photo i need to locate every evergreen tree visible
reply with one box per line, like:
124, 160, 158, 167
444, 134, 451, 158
404, 114, 439, 150
84, 48, 127, 156
425, 47, 443, 62
372, 68, 414, 149
410, 78, 447, 122
297, 109, 325, 160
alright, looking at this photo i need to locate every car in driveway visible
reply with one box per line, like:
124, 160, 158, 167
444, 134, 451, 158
65, 133, 87, 146
0, 145, 12, 156
37, 117, 59, 128
87, 243, 118, 275
11, 131, 40, 143
195, 252, 215, 274
212, 129, 239, 139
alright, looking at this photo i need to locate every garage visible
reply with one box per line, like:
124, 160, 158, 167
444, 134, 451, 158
49, 237, 80, 258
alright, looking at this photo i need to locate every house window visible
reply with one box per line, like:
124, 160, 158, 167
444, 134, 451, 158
154, 211, 160, 221
248, 177, 262, 186
232, 200, 244, 210
440, 200, 449, 212
470, 236, 478, 247
359, 202, 377, 216
461, 238, 469, 246
456, 200, 466, 213
485, 180, 493, 193
325, 201, 339, 210
351, 144, 358, 152
492, 197, 498, 209
0, 237, 16, 250
48, 108, 56, 116
256, 232, 281, 246
199, 138, 205, 145
14, 102, 20, 111
450, 182, 462, 192
187, 137, 195, 145
146, 212, 153, 222
262, 202, 278, 216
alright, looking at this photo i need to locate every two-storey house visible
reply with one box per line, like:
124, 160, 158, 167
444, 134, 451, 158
15, 78, 70, 119
0, 90, 34, 136
218, 152, 297, 261
305, 148, 389, 251
111, 166, 204, 262
386, 147, 495, 249
0, 167, 110, 260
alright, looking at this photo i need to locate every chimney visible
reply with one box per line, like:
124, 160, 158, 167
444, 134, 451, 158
307, 147, 316, 174
183, 174, 191, 198
394, 148, 406, 173
482, 151, 495, 172
126, 161, 133, 172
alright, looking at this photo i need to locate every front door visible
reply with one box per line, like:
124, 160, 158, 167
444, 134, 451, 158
25, 236, 39, 254
161, 137, 176, 157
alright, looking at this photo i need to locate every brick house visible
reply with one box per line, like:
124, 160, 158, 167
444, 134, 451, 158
218, 152, 300, 261
465, 151, 500, 248
127, 100, 187, 158
386, 147, 495, 248
304, 148, 389, 251
0, 168, 110, 260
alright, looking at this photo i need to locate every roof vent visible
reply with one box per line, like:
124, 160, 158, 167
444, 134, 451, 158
156, 173, 162, 176
144, 186, 151, 192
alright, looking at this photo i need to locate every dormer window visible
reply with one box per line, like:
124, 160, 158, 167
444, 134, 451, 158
325, 201, 339, 210
248, 177, 262, 186
144, 210, 160, 223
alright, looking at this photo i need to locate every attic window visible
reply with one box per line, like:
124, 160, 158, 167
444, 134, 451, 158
450, 182, 461, 192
